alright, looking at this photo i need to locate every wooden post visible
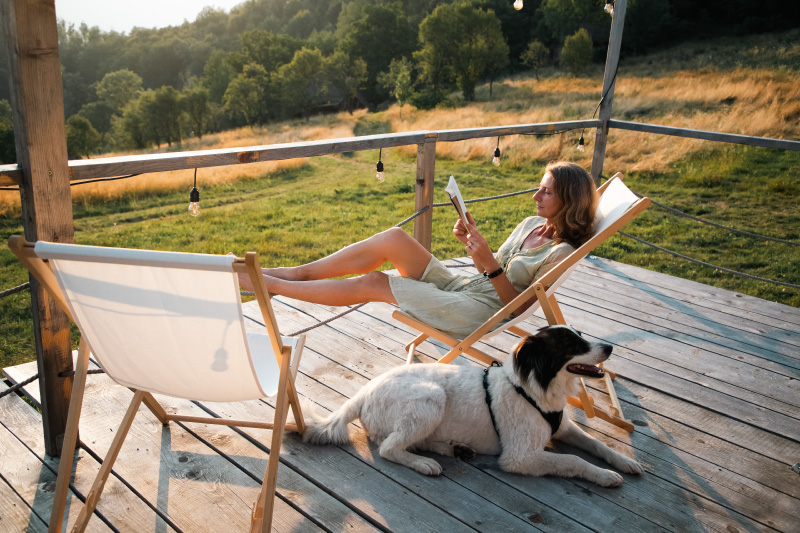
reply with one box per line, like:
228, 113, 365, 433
413, 135, 437, 251
1, 0, 75, 457
590, 0, 628, 185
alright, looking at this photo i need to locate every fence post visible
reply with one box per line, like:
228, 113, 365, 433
1, 0, 75, 457
590, 0, 627, 186
413, 135, 438, 251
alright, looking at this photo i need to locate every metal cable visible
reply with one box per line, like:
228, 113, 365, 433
643, 195, 800, 246
0, 282, 29, 299
619, 231, 800, 289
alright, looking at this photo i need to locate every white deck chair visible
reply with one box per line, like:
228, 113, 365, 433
393, 174, 650, 432
9, 237, 303, 533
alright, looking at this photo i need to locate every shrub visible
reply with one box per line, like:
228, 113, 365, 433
561, 28, 593, 76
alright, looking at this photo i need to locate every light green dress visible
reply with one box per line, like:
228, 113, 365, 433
388, 216, 575, 339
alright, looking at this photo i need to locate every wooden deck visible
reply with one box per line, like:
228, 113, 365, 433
1, 256, 798, 532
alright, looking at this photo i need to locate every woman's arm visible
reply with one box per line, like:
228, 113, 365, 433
461, 220, 539, 315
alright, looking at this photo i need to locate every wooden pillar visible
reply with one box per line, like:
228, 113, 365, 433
414, 135, 437, 251
590, 0, 628, 185
1, 0, 75, 457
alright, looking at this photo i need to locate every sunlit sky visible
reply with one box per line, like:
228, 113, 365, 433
55, 0, 246, 33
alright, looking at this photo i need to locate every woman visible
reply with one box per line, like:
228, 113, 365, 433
241, 161, 598, 338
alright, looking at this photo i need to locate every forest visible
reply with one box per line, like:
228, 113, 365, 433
0, 0, 797, 162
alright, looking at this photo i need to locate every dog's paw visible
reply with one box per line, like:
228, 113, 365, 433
454, 445, 476, 461
594, 469, 624, 487
615, 456, 644, 475
412, 457, 443, 476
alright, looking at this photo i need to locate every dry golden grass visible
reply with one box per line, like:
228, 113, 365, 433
1, 61, 797, 216
0, 116, 365, 217
386, 67, 799, 174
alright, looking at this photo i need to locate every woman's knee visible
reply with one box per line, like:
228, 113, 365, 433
361, 271, 396, 303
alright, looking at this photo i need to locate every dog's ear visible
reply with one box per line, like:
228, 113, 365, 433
513, 335, 563, 391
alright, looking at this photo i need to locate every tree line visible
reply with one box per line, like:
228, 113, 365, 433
0, 0, 796, 162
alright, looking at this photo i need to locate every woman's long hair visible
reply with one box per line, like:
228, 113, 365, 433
546, 161, 598, 247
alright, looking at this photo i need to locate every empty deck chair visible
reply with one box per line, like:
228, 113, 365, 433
393, 174, 650, 432
8, 236, 304, 533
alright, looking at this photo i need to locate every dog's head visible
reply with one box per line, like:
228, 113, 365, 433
512, 326, 612, 393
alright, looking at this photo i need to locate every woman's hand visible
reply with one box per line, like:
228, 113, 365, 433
463, 220, 499, 274
452, 212, 475, 245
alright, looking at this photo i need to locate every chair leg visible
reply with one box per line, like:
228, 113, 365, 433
251, 348, 293, 533
405, 333, 428, 364
71, 391, 145, 533
49, 339, 91, 533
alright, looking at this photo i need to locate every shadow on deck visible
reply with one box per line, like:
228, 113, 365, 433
2, 256, 798, 532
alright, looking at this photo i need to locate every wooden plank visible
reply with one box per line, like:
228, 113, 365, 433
0, 0, 75, 458
0, 471, 48, 533
590, 0, 628, 182
245, 301, 757, 533
551, 288, 800, 411
609, 119, 800, 152
568, 267, 800, 356
556, 281, 800, 389
576, 384, 800, 503
3, 364, 323, 533
0, 382, 117, 532
583, 256, 800, 327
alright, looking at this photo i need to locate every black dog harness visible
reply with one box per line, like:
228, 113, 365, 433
483, 362, 563, 440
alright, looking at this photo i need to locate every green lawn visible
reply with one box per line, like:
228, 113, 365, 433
1, 145, 798, 369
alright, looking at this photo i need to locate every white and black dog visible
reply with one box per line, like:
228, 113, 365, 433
302, 325, 644, 487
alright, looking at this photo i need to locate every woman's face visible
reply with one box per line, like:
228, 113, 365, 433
533, 172, 564, 220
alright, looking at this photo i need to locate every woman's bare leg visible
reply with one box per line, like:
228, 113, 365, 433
263, 271, 397, 306
265, 227, 432, 281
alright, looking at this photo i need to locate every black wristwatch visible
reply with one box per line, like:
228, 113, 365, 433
484, 267, 504, 279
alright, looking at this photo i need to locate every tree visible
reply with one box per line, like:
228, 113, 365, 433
94, 69, 143, 114
322, 51, 368, 114
561, 28, 593, 76
416, 2, 509, 101
275, 47, 324, 119
337, 2, 417, 106
521, 40, 550, 81
378, 57, 415, 115
66, 115, 101, 159
182, 87, 210, 139
223, 63, 270, 125
540, 0, 605, 43
239, 29, 301, 73
203, 50, 238, 104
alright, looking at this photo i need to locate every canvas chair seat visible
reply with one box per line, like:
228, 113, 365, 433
10, 237, 302, 533
393, 174, 650, 433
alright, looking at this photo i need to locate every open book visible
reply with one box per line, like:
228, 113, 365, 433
445, 175, 470, 228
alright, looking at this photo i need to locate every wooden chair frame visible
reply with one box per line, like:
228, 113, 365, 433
9, 236, 303, 533
393, 175, 650, 433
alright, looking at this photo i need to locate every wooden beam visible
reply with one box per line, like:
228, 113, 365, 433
0, 120, 602, 186
590, 0, 628, 185
1, 0, 75, 457
414, 135, 437, 251
608, 120, 800, 151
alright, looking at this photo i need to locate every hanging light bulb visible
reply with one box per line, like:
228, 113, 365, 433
376, 148, 385, 183
492, 137, 501, 166
604, 0, 614, 15
577, 134, 585, 152
514, 0, 523, 11
188, 168, 200, 217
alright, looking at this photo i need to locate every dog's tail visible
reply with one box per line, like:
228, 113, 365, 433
301, 394, 363, 446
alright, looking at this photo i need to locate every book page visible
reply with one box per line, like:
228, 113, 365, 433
445, 175, 470, 228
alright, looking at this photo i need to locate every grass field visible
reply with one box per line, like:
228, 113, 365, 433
1, 30, 798, 369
